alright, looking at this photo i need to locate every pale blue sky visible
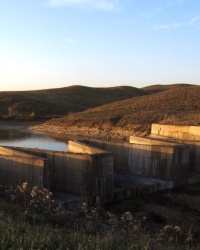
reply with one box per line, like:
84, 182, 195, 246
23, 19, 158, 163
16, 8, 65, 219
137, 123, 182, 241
0, 0, 200, 91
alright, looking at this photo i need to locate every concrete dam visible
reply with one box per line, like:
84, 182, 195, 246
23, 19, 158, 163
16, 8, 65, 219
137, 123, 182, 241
0, 124, 200, 207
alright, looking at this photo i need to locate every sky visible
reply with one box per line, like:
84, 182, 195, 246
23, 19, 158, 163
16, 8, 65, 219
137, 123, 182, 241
0, 0, 200, 91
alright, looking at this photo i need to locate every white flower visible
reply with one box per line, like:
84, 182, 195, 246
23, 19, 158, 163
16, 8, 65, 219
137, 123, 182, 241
163, 225, 173, 232
174, 226, 182, 233
81, 202, 87, 209
10, 195, 15, 201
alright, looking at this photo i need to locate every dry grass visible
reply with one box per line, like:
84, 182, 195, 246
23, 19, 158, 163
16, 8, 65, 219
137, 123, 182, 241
142, 83, 195, 94
0, 85, 148, 118
1, 183, 200, 249
44, 86, 200, 137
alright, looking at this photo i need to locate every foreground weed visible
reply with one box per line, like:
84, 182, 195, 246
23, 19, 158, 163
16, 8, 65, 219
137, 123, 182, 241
0, 183, 200, 249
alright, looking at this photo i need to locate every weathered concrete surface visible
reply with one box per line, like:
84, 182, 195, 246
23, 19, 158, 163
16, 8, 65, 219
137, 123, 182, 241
84, 139, 190, 185
53, 192, 83, 210
128, 136, 189, 185
83, 140, 130, 173
7, 145, 114, 204
0, 125, 199, 206
188, 172, 200, 185
0, 146, 38, 158
68, 140, 114, 203
114, 173, 173, 200
68, 140, 111, 155
0, 147, 45, 187
151, 124, 200, 141
190, 126, 200, 137
130, 136, 178, 146
9, 147, 91, 194
149, 133, 200, 173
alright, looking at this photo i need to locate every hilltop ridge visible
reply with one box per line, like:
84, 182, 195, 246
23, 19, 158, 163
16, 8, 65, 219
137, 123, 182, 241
0, 85, 148, 119
142, 83, 195, 93
32, 85, 200, 140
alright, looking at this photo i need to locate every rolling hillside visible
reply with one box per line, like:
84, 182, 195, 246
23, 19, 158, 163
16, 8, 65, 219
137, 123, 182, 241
142, 83, 195, 94
0, 85, 148, 118
35, 86, 200, 140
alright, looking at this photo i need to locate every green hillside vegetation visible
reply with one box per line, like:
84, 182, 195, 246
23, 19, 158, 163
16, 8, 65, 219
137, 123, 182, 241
41, 86, 200, 138
0, 85, 148, 119
142, 83, 195, 94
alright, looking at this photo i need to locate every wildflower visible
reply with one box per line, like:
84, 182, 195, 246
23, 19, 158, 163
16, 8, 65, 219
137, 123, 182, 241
168, 236, 174, 243
22, 182, 28, 190
133, 225, 138, 231
30, 190, 37, 197
121, 216, 125, 222
142, 216, 147, 221
174, 226, 182, 233
81, 202, 87, 209
10, 195, 15, 201
163, 225, 173, 232
123, 211, 133, 221
24, 210, 29, 216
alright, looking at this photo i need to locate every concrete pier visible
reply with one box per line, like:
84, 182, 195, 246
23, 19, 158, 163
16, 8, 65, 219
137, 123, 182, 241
150, 124, 200, 172
0, 146, 45, 187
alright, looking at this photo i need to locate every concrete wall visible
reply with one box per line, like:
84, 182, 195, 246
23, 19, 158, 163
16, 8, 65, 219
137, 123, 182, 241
68, 141, 114, 203
187, 141, 200, 172
85, 138, 190, 185
128, 142, 189, 185
0, 147, 45, 188
0, 131, 197, 204
151, 124, 200, 141
12, 144, 114, 204
68, 140, 111, 155
151, 124, 200, 172
83, 140, 130, 173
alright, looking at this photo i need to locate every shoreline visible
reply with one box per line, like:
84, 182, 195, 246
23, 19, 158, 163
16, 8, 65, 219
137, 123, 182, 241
0, 120, 151, 142
30, 123, 151, 142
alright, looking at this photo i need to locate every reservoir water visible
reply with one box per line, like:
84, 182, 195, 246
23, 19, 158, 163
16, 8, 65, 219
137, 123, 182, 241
0, 123, 68, 152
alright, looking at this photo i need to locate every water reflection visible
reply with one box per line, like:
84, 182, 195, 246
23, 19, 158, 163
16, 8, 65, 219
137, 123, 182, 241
0, 128, 31, 141
0, 125, 68, 152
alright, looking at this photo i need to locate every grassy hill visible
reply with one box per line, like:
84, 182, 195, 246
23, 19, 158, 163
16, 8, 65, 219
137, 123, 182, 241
142, 83, 195, 94
0, 85, 148, 119
37, 86, 200, 139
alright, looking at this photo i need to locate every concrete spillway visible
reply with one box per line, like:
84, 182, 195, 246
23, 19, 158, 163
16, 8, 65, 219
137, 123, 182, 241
0, 124, 200, 207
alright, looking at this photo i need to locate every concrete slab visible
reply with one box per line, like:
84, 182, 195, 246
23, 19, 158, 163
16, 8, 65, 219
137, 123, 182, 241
113, 173, 173, 200
114, 173, 167, 189
53, 192, 83, 210
188, 172, 200, 184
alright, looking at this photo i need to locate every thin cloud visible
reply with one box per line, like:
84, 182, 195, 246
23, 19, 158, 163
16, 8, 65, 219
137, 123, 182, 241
154, 22, 186, 30
155, 16, 200, 30
48, 0, 118, 11
65, 38, 77, 42
168, 0, 188, 4
112, 19, 137, 25
154, 24, 170, 30
190, 16, 200, 25
140, 8, 163, 20
172, 22, 186, 28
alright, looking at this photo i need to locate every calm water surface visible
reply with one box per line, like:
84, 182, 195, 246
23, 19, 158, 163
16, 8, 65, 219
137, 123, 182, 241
0, 124, 68, 152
